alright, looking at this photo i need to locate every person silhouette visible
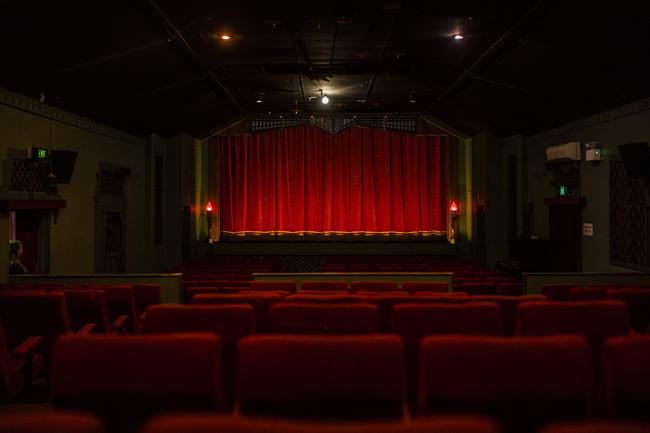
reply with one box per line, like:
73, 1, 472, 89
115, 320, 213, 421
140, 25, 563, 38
9, 240, 28, 275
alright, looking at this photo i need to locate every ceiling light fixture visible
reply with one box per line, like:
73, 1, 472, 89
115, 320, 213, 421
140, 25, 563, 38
319, 89, 329, 104
453, 34, 464, 40
220, 34, 231, 40
256, 92, 263, 103
409, 91, 416, 103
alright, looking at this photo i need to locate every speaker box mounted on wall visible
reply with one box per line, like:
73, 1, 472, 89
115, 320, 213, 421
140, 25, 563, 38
50, 150, 78, 184
618, 143, 650, 179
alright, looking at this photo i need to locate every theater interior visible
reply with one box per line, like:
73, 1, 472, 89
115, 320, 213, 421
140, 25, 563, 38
1, 1, 650, 433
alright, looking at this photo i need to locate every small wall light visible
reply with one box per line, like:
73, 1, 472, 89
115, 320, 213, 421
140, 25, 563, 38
449, 201, 459, 244
206, 201, 214, 242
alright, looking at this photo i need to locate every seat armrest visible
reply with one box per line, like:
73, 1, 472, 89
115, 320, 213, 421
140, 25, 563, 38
11, 336, 42, 359
77, 323, 96, 335
110, 315, 129, 333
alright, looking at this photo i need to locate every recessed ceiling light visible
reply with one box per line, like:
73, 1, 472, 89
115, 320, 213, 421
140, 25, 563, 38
220, 34, 231, 40
321, 95, 329, 104
453, 34, 464, 40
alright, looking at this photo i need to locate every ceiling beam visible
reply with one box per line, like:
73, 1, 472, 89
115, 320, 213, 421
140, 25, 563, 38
363, 14, 398, 103
147, 0, 245, 114
430, 0, 545, 107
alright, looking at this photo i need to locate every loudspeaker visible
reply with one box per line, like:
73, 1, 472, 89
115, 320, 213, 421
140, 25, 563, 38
618, 142, 650, 179
50, 150, 78, 184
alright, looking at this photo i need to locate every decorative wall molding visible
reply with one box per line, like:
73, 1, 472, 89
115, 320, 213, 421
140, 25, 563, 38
0, 87, 146, 147
528, 96, 650, 144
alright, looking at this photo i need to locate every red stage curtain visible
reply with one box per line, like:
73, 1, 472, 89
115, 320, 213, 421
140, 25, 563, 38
217, 125, 447, 239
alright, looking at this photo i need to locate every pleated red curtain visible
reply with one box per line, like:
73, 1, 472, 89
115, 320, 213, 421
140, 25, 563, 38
218, 125, 447, 239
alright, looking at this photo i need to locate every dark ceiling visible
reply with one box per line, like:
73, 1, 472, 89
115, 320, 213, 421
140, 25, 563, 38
1, 0, 649, 138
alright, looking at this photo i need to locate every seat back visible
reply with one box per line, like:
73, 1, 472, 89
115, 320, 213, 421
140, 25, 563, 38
463, 283, 498, 296
419, 335, 591, 433
516, 301, 630, 349
569, 287, 608, 301
602, 336, 650, 419
350, 281, 399, 293
58, 289, 111, 333
393, 302, 504, 409
300, 281, 348, 292
540, 422, 650, 433
96, 285, 138, 333
606, 289, 650, 333
270, 303, 380, 334
0, 413, 106, 433
140, 414, 500, 433
0, 291, 71, 354
402, 282, 449, 294
249, 281, 297, 294
540, 284, 577, 301
237, 335, 406, 419
469, 295, 547, 336
133, 284, 161, 317
144, 304, 254, 409
192, 293, 281, 332
497, 283, 524, 296
51, 334, 222, 433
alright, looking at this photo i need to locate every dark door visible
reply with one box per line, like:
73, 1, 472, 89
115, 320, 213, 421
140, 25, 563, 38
547, 198, 583, 272
15, 211, 40, 274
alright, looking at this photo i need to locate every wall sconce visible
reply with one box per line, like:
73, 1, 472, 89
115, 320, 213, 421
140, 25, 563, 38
206, 201, 214, 243
449, 201, 458, 245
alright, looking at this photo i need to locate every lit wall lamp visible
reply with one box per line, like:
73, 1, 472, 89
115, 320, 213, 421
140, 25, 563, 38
449, 201, 458, 245
206, 201, 214, 243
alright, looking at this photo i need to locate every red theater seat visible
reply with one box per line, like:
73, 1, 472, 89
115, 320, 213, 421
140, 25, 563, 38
0, 320, 41, 402
497, 283, 524, 296
283, 294, 365, 303
393, 302, 504, 408
300, 281, 349, 292
144, 304, 254, 409
192, 293, 282, 332
602, 336, 650, 420
402, 282, 449, 294
469, 295, 547, 336
569, 287, 608, 301
237, 334, 406, 419
350, 281, 399, 293
141, 414, 500, 433
419, 335, 592, 433
132, 284, 161, 317
86, 285, 139, 333
57, 289, 127, 334
0, 291, 74, 363
249, 280, 297, 294
541, 284, 577, 301
516, 301, 630, 352
462, 283, 498, 296
540, 422, 650, 433
298, 290, 351, 296
606, 289, 650, 334
270, 303, 380, 334
51, 334, 222, 433
0, 413, 106, 433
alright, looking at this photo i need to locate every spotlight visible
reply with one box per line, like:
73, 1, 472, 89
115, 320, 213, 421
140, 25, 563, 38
453, 34, 464, 40
409, 91, 416, 103
256, 92, 263, 103
220, 34, 231, 40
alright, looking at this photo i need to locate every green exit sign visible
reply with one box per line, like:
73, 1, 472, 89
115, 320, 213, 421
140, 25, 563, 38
559, 185, 568, 196
32, 146, 49, 160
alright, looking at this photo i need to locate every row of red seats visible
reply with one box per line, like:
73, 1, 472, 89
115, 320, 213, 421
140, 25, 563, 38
3, 413, 649, 433
12, 333, 648, 433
